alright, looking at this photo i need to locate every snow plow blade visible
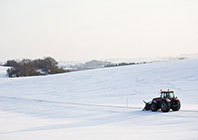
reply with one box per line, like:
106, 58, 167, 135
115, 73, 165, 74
143, 100, 152, 111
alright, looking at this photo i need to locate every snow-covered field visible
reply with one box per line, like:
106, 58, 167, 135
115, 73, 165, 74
0, 59, 198, 140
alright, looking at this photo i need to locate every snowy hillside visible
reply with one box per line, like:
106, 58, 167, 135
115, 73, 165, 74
0, 59, 198, 140
0, 66, 9, 78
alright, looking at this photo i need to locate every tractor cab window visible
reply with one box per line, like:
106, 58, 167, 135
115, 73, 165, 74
161, 93, 166, 98
168, 92, 175, 99
161, 92, 175, 99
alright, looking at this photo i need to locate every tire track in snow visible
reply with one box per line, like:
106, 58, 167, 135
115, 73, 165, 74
0, 95, 141, 110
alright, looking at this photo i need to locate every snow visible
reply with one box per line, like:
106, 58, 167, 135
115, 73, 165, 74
0, 59, 198, 140
0, 66, 9, 78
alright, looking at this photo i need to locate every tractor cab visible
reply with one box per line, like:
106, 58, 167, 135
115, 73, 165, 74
160, 90, 175, 99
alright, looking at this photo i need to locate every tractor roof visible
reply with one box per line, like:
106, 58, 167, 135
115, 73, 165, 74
160, 90, 174, 93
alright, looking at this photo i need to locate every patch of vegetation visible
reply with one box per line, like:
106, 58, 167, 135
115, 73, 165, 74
4, 57, 69, 77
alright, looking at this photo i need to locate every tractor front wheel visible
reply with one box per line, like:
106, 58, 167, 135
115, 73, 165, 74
161, 100, 170, 112
151, 102, 158, 112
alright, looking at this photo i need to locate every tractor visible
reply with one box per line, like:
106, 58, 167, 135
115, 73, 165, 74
143, 90, 181, 112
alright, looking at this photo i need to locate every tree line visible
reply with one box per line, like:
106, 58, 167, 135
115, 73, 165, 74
4, 57, 68, 77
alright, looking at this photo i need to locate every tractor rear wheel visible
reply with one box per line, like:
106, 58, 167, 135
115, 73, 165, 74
151, 102, 158, 112
171, 100, 181, 111
161, 100, 170, 112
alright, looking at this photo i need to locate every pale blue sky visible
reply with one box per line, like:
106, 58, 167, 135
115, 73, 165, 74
0, 0, 198, 61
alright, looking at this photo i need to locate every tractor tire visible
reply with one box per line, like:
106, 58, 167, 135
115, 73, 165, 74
151, 102, 158, 112
161, 100, 170, 112
171, 100, 181, 111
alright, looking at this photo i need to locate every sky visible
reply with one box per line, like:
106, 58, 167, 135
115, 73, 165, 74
0, 0, 198, 62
